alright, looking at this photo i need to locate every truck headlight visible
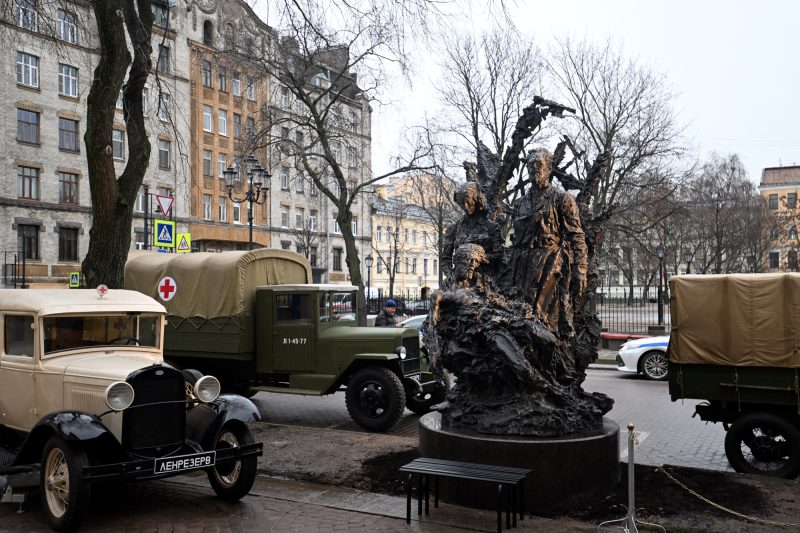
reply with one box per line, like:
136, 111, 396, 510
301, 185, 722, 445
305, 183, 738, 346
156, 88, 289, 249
193, 375, 221, 403
105, 381, 135, 411
396, 346, 407, 359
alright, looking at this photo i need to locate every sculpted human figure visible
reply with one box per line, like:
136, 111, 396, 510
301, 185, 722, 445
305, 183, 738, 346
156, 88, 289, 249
509, 149, 588, 336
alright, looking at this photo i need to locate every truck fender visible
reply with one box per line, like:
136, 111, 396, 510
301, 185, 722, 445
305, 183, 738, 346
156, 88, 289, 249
13, 412, 115, 466
185, 394, 261, 449
325, 353, 402, 394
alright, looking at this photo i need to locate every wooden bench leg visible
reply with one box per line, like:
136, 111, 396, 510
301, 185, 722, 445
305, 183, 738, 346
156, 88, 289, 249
434, 476, 439, 508
424, 474, 430, 515
511, 485, 517, 528
519, 479, 525, 521
506, 485, 511, 529
418, 473, 423, 516
497, 484, 503, 533
406, 473, 412, 524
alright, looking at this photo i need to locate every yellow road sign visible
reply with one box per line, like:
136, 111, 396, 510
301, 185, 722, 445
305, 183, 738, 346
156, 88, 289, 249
176, 233, 191, 253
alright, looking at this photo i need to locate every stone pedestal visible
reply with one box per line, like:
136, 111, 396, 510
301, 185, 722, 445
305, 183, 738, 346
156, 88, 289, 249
419, 412, 619, 511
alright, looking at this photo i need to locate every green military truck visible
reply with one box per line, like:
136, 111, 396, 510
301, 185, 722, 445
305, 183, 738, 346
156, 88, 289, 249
124, 249, 445, 432
668, 273, 800, 478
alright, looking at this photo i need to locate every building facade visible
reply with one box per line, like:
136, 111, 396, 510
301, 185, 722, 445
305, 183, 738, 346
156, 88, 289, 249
760, 165, 800, 271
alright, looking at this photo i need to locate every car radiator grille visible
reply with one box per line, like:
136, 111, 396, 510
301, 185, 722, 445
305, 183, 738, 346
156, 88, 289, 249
401, 337, 421, 376
122, 366, 185, 457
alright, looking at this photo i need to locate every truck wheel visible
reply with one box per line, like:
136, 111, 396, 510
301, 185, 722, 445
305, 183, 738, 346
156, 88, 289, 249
207, 424, 258, 501
345, 367, 406, 432
724, 413, 800, 478
40, 435, 91, 531
640, 351, 668, 381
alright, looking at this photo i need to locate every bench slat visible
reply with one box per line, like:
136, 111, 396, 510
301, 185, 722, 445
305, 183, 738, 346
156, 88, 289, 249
399, 458, 530, 484
410, 457, 531, 476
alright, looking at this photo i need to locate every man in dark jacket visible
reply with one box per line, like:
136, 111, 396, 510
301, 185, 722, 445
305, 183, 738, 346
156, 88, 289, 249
374, 299, 399, 327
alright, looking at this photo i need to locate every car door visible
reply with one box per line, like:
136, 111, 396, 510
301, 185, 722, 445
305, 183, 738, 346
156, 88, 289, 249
0, 313, 38, 430
271, 293, 316, 372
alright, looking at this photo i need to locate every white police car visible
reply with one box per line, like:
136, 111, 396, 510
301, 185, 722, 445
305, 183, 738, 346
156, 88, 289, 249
617, 335, 670, 380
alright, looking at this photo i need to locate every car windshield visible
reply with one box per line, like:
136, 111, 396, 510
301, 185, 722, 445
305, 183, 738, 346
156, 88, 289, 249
43, 314, 162, 354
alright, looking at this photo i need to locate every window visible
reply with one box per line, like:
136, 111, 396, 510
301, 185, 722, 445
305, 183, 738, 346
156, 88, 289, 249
790, 225, 798, 241
59, 172, 79, 204
203, 194, 212, 220
58, 227, 78, 261
294, 98, 304, 115
246, 117, 254, 139
202, 20, 213, 46
152, 2, 168, 29
433, 259, 438, 275
295, 130, 304, 148
412, 258, 417, 274
112, 130, 124, 159
16, 52, 38, 87
281, 167, 289, 190
404, 228, 409, 242
333, 248, 343, 271
332, 142, 341, 163
352, 218, 358, 235
57, 10, 77, 43
142, 87, 149, 115
157, 45, 170, 73
17, 166, 39, 199
333, 216, 341, 234
135, 186, 145, 212
116, 90, 124, 109
348, 180, 357, 201
5, 315, 34, 357
158, 93, 170, 121
771, 228, 780, 240
203, 150, 212, 176
280, 206, 290, 227
412, 230, 417, 244
58, 118, 79, 151
405, 257, 410, 274
281, 126, 289, 140
309, 246, 318, 266
18, 224, 39, 259
218, 109, 227, 136
309, 209, 317, 231
16, 0, 36, 31
280, 241, 292, 251
769, 251, 780, 270
348, 147, 358, 167
423, 258, 428, 275
218, 197, 227, 221
769, 194, 779, 210
246, 78, 255, 100
158, 139, 171, 169
309, 179, 318, 196
218, 67, 227, 92
233, 113, 241, 139
202, 60, 212, 87
790, 249, 799, 271
377, 257, 383, 274
203, 105, 213, 132
295, 175, 304, 193
789, 193, 798, 210
17, 108, 39, 144
423, 231, 428, 245
232, 73, 241, 96
296, 207, 305, 229
280, 87, 289, 108
233, 203, 241, 224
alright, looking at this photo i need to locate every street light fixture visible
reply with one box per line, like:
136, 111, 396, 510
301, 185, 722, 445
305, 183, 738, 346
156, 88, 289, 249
656, 243, 665, 326
365, 254, 374, 312
683, 249, 693, 275
224, 155, 270, 250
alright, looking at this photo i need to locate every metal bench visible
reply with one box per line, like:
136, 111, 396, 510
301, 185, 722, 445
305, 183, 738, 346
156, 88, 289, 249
399, 457, 531, 533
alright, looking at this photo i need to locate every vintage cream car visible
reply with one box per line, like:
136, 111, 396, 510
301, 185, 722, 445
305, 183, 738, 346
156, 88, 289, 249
0, 288, 263, 530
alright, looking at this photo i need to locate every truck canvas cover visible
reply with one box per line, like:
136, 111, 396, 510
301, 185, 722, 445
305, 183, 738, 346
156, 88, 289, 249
670, 273, 800, 367
125, 249, 311, 319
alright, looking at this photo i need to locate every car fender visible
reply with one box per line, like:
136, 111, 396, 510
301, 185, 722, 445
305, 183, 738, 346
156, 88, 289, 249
185, 394, 261, 449
12, 411, 116, 465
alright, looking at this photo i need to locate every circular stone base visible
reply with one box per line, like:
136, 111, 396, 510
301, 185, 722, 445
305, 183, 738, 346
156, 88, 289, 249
419, 412, 619, 511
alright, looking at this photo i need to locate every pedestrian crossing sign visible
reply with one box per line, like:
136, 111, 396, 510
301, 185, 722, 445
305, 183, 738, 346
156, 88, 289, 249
154, 219, 175, 248
69, 272, 80, 288
176, 233, 191, 253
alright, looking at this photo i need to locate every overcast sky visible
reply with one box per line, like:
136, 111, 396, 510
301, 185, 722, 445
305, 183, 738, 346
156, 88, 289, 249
366, 0, 800, 184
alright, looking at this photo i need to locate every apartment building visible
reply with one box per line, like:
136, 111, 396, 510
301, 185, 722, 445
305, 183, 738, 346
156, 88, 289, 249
760, 165, 800, 270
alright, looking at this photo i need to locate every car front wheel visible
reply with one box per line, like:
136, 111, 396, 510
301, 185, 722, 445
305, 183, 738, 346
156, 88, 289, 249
207, 424, 259, 501
724, 413, 800, 479
40, 435, 91, 531
640, 350, 668, 381
345, 367, 405, 432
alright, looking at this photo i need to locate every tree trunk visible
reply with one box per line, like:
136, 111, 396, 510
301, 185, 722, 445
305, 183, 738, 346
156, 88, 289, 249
337, 210, 367, 326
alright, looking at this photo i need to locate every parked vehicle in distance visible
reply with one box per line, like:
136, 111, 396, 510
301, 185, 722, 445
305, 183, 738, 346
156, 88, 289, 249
124, 250, 447, 432
669, 273, 800, 479
617, 336, 669, 380
398, 314, 426, 332
0, 288, 262, 530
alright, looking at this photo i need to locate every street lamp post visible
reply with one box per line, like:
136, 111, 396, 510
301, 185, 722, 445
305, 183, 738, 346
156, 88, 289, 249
224, 155, 270, 250
683, 249, 693, 274
365, 254, 374, 313
656, 243, 665, 325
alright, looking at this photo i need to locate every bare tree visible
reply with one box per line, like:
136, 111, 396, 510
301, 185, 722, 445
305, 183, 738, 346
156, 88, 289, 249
372, 198, 411, 299
548, 37, 685, 248
294, 217, 319, 264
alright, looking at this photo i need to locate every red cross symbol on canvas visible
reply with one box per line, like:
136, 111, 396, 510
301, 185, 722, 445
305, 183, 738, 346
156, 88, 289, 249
158, 276, 177, 301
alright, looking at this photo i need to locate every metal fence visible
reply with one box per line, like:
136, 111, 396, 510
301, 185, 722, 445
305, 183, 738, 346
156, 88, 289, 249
1, 250, 22, 288
596, 288, 671, 334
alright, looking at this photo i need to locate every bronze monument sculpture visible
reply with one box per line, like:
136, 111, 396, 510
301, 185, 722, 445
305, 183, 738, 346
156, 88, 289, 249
427, 96, 614, 437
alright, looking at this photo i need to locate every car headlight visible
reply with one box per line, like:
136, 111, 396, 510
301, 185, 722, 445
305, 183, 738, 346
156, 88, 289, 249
396, 346, 407, 359
105, 381, 135, 411
193, 375, 221, 403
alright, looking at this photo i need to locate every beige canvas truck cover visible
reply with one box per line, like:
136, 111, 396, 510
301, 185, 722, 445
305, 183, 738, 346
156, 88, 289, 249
124, 249, 311, 319
669, 273, 800, 367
